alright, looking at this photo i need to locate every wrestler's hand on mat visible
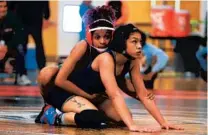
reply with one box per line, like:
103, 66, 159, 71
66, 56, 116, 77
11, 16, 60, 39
161, 122, 184, 130
129, 125, 159, 132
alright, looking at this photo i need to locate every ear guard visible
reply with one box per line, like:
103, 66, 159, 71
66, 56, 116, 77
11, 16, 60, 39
86, 25, 93, 45
86, 27, 114, 46
74, 110, 108, 128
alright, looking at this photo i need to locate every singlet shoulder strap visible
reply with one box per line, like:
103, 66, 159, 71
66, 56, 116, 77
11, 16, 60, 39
84, 39, 91, 51
121, 60, 131, 77
84, 39, 93, 62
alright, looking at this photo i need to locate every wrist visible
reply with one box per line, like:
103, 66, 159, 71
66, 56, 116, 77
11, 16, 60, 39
77, 88, 91, 99
126, 120, 136, 129
160, 120, 167, 126
128, 123, 137, 130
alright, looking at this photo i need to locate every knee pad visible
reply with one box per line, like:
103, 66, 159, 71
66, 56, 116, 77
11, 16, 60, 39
74, 110, 108, 128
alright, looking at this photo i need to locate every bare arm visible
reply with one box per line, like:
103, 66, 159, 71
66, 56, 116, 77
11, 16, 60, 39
130, 59, 167, 126
55, 40, 93, 99
98, 53, 135, 129
129, 59, 183, 130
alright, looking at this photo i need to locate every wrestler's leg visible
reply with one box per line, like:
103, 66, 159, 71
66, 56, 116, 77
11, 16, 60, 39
96, 89, 154, 127
60, 96, 108, 128
35, 66, 59, 123
98, 99, 122, 122
37, 67, 108, 128
97, 90, 134, 125
62, 96, 97, 113
38, 95, 108, 128
38, 66, 59, 85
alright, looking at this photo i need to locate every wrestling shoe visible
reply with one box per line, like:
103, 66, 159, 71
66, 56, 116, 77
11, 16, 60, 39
39, 104, 58, 125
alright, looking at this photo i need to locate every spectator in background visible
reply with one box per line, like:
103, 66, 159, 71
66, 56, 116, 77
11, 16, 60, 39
196, 45, 207, 82
126, 28, 169, 89
107, 0, 129, 26
196, 16, 207, 82
0, 40, 13, 74
0, 0, 31, 85
79, 0, 93, 40
173, 13, 207, 78
8, 1, 50, 71
175, 35, 201, 78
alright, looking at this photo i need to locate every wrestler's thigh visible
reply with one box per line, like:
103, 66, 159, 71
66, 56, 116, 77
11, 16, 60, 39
62, 96, 98, 113
38, 66, 59, 85
98, 99, 121, 122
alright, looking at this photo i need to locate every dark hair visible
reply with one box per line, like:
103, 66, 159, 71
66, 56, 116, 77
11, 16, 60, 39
107, 1, 122, 19
109, 24, 146, 53
82, 5, 116, 29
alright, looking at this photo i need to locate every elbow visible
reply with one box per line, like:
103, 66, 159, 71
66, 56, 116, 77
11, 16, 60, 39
55, 77, 62, 87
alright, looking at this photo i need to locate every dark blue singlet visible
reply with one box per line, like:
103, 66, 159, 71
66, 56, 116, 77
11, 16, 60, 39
43, 45, 116, 110
69, 50, 116, 93
43, 41, 131, 110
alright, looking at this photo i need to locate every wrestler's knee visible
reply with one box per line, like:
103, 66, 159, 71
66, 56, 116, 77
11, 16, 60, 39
38, 66, 59, 85
74, 109, 108, 128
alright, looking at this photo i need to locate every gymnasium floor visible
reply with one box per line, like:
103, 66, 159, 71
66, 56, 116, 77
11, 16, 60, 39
0, 77, 207, 135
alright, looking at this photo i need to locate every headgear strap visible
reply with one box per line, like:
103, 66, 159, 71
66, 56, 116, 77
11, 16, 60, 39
89, 19, 115, 32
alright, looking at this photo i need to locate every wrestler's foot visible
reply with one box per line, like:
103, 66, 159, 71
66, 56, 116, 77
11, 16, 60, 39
35, 104, 47, 123
40, 104, 58, 125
